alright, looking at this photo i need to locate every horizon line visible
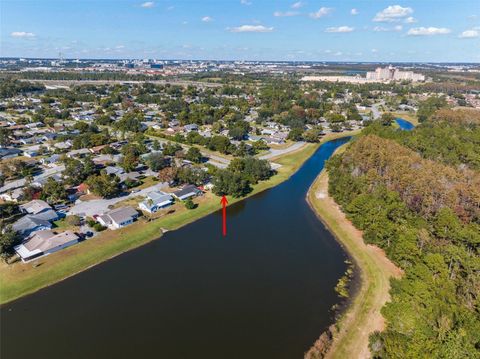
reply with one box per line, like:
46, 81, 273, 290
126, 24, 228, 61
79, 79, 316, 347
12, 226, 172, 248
1, 57, 479, 65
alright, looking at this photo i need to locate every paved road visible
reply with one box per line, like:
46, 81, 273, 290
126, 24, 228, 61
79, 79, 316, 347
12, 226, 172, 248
68, 182, 168, 217
0, 164, 65, 194
259, 141, 306, 160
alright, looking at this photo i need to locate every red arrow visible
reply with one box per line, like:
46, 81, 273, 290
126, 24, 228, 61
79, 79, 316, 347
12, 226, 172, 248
220, 195, 228, 236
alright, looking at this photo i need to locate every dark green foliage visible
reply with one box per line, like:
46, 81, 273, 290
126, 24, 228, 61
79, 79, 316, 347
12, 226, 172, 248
62, 156, 97, 185
162, 142, 182, 156
417, 96, 447, 122
0, 225, 21, 260
363, 113, 480, 171
183, 198, 197, 210
287, 128, 303, 141
0, 78, 44, 98
185, 147, 202, 163
212, 169, 251, 198
144, 152, 168, 171
41, 177, 68, 204
327, 128, 480, 358
85, 172, 121, 198
175, 167, 208, 186
227, 157, 272, 184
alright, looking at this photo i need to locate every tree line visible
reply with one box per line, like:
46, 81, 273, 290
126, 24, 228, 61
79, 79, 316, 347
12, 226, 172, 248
326, 131, 480, 357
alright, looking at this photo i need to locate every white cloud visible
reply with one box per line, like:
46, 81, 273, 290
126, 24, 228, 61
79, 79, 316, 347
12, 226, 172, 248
373, 5, 413, 22
291, 1, 304, 9
459, 29, 479, 38
10, 31, 35, 38
274, 11, 299, 17
373, 25, 402, 32
202, 16, 213, 22
309, 7, 332, 19
325, 26, 354, 33
405, 16, 417, 23
228, 25, 274, 32
115, 45, 125, 49
240, 0, 252, 5
371, 48, 378, 53
140, 1, 154, 8
407, 27, 451, 36
351, 8, 358, 15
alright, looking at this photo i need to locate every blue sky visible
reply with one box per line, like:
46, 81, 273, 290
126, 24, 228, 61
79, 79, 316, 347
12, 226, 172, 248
1, 0, 479, 62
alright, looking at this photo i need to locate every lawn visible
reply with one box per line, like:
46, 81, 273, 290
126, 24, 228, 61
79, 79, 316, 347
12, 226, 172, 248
0, 131, 357, 304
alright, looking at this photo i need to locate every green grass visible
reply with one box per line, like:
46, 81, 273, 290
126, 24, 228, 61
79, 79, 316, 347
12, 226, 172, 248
0, 131, 356, 304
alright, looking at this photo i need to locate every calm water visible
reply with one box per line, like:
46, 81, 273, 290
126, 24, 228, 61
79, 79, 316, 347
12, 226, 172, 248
395, 118, 415, 130
1, 138, 351, 359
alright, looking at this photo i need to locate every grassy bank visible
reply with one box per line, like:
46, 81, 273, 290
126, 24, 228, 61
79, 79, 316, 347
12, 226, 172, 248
0, 131, 357, 304
392, 111, 419, 126
306, 164, 402, 358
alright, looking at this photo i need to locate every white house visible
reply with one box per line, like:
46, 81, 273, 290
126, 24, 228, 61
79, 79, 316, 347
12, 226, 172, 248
14, 230, 79, 263
97, 206, 139, 230
139, 191, 173, 214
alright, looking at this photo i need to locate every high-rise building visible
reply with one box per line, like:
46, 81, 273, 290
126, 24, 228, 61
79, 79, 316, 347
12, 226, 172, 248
366, 66, 425, 82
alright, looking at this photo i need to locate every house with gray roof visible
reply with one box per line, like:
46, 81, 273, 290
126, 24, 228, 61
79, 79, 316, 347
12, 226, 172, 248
12, 216, 53, 237
97, 206, 139, 230
173, 184, 202, 201
14, 230, 79, 262
20, 199, 52, 215
139, 191, 173, 213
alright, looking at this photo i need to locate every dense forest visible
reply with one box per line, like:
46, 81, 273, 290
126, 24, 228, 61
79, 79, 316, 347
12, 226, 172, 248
326, 111, 480, 357
363, 109, 480, 170
0, 78, 45, 98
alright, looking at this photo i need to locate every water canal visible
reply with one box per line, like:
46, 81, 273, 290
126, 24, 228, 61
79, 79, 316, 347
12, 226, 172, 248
1, 137, 352, 359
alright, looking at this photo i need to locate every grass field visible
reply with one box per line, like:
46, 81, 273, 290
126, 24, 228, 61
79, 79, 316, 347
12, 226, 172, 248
392, 111, 419, 126
306, 161, 402, 359
0, 131, 358, 304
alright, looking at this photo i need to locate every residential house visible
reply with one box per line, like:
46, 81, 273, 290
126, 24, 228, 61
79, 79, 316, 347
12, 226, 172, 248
97, 206, 139, 230
139, 191, 174, 213
0, 148, 22, 159
42, 154, 62, 167
12, 215, 53, 237
183, 124, 199, 133
19, 199, 52, 215
67, 148, 90, 158
173, 184, 202, 201
14, 230, 79, 262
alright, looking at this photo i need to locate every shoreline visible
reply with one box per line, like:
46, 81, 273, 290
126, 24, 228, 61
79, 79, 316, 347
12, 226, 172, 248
0, 131, 358, 305
305, 152, 402, 358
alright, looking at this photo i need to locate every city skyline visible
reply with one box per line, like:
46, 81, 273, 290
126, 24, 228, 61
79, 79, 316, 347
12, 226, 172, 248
1, 0, 479, 62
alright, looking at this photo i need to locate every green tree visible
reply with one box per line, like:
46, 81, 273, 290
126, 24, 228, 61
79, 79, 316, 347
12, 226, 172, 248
287, 128, 303, 141
0, 225, 20, 260
41, 177, 68, 204
184, 198, 196, 210
85, 172, 121, 198
185, 147, 202, 163
212, 169, 251, 198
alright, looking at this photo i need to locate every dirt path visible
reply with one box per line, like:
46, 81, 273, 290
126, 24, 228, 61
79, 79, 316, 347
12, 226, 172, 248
306, 171, 402, 359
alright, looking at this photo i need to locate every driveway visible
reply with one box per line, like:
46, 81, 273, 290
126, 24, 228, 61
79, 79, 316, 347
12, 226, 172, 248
68, 182, 168, 217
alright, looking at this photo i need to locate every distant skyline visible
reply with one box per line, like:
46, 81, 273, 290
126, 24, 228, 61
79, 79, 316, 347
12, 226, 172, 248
1, 0, 479, 62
